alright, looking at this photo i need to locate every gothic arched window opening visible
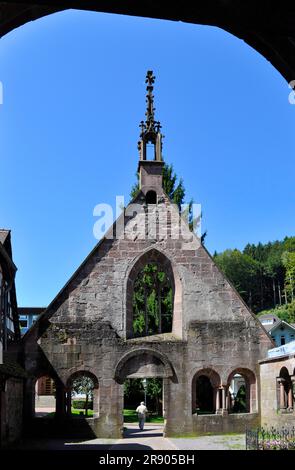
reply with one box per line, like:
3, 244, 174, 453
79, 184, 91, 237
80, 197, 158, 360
277, 367, 293, 411
132, 263, 173, 337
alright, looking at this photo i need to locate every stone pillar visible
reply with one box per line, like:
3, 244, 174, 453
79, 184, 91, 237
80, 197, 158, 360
162, 378, 168, 436
164, 377, 193, 436
221, 386, 228, 415
287, 387, 293, 410
225, 392, 229, 411
292, 378, 295, 410
279, 379, 286, 410
55, 384, 66, 419
246, 382, 251, 413
162, 379, 166, 419
66, 390, 72, 417
23, 377, 35, 420
222, 387, 226, 409
93, 386, 100, 417
215, 388, 220, 413
94, 380, 123, 439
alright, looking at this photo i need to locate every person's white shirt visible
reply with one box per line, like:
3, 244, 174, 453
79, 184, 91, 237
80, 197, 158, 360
136, 403, 148, 417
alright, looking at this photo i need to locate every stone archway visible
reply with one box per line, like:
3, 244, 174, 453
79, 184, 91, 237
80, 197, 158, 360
1, 2, 295, 83
277, 366, 293, 411
192, 368, 221, 414
227, 367, 257, 413
114, 348, 176, 436
66, 370, 99, 418
114, 348, 176, 384
34, 374, 56, 417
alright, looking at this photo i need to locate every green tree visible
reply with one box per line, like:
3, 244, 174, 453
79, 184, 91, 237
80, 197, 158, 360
123, 378, 163, 415
283, 236, 295, 253
72, 376, 94, 416
233, 385, 246, 413
214, 249, 259, 308
146, 378, 162, 415
133, 263, 173, 336
124, 379, 144, 402
242, 240, 287, 311
282, 251, 295, 303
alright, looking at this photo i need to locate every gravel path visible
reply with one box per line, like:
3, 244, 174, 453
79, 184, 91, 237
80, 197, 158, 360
16, 423, 245, 450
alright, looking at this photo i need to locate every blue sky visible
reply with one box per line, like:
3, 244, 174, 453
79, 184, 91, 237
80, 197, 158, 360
0, 10, 294, 306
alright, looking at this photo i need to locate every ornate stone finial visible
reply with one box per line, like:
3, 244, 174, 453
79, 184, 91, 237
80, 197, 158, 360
138, 70, 163, 162
145, 70, 156, 133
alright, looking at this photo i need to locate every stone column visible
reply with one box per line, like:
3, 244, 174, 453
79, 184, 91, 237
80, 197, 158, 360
162, 378, 166, 419
66, 390, 72, 417
95, 380, 123, 439
279, 379, 286, 410
222, 387, 226, 409
246, 382, 251, 413
93, 386, 100, 417
215, 388, 220, 413
162, 378, 168, 436
220, 386, 228, 415
164, 377, 193, 436
23, 377, 36, 420
287, 387, 293, 410
225, 392, 229, 411
292, 378, 295, 410
55, 384, 66, 419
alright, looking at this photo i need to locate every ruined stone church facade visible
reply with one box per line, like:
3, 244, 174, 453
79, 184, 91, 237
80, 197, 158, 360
23, 72, 273, 438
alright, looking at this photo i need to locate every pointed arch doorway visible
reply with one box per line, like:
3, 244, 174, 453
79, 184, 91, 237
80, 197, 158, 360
114, 349, 176, 438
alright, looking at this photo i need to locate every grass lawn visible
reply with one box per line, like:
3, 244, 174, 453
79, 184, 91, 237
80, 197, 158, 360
71, 408, 94, 417
39, 408, 163, 422
124, 409, 164, 423
37, 409, 94, 418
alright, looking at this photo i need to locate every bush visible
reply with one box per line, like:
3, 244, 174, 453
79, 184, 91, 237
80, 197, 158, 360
72, 400, 93, 410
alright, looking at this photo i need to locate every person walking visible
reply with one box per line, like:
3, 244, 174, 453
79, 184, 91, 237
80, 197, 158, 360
136, 401, 148, 430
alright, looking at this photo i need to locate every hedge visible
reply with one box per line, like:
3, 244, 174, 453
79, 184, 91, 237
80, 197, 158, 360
72, 400, 93, 410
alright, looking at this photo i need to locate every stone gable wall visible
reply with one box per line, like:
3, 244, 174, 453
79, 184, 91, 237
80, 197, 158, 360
23, 197, 273, 436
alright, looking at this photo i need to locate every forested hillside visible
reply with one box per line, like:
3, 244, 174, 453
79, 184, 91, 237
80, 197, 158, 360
213, 237, 295, 322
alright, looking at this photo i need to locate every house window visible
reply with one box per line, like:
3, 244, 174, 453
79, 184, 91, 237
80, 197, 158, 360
261, 319, 274, 325
20, 319, 28, 328
281, 336, 285, 346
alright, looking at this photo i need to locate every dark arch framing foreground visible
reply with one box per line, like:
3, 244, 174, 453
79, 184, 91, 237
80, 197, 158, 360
1, 1, 295, 83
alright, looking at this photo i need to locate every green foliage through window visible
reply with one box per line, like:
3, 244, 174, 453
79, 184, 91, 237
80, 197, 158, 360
133, 263, 173, 337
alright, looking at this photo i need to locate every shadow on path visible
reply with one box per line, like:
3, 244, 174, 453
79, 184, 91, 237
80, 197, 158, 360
124, 427, 163, 439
